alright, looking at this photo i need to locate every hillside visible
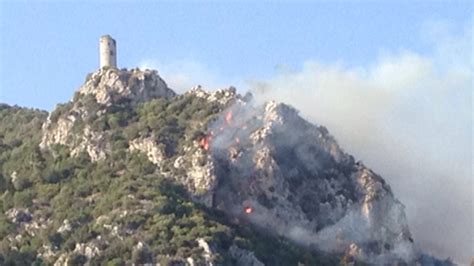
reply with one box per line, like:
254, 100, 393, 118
0, 68, 453, 265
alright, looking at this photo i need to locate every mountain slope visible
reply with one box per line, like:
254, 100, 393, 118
0, 68, 453, 265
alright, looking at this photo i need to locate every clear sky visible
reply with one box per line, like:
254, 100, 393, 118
0, 1, 472, 263
0, 1, 470, 110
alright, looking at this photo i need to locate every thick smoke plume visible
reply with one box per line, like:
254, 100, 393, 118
249, 22, 472, 264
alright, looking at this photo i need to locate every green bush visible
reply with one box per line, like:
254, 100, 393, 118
13, 189, 35, 207
0, 216, 13, 239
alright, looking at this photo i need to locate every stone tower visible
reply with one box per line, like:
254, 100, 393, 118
99, 35, 117, 68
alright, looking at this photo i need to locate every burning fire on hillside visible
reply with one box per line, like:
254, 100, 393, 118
199, 111, 237, 151
199, 134, 212, 151
198, 105, 260, 153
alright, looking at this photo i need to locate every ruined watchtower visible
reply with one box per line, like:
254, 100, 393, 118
99, 35, 117, 68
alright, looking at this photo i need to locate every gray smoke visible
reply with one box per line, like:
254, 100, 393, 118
249, 22, 472, 264
288, 209, 417, 264
205, 98, 419, 263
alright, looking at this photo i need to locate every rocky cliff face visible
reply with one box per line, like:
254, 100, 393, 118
39, 68, 175, 160
31, 68, 420, 264
186, 95, 416, 263
79, 68, 175, 105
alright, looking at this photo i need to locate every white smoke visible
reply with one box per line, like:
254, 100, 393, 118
249, 21, 472, 264
139, 59, 243, 94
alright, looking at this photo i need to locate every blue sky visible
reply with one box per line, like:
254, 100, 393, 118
0, 1, 471, 110
0, 1, 472, 263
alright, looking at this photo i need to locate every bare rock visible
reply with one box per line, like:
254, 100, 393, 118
39, 68, 176, 162
57, 219, 72, 234
207, 100, 416, 262
187, 86, 237, 106
129, 137, 164, 165
80, 68, 175, 105
6, 208, 32, 224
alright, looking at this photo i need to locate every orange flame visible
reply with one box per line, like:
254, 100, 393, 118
200, 134, 212, 151
225, 111, 233, 125
244, 206, 253, 214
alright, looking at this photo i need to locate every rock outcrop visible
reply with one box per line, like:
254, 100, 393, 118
39, 68, 175, 160
129, 137, 164, 165
80, 68, 175, 105
200, 97, 416, 263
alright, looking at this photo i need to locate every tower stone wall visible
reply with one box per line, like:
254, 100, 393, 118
99, 35, 117, 68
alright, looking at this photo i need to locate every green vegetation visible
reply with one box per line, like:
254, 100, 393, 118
0, 97, 340, 265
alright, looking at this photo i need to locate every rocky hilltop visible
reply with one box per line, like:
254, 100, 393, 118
0, 68, 453, 265
40, 68, 175, 161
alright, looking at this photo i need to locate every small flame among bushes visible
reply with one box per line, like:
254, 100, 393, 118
199, 135, 211, 151
199, 111, 237, 151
